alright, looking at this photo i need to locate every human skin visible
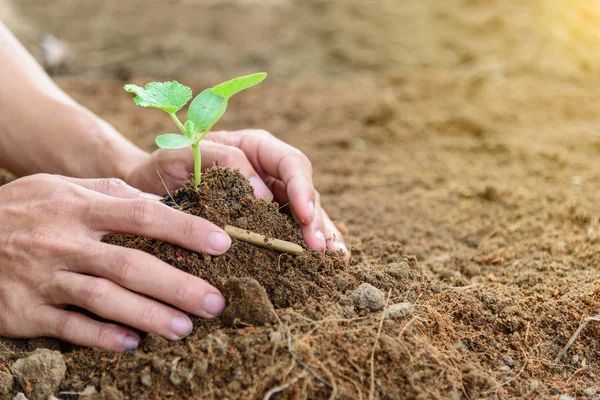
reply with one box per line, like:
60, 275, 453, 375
0, 23, 347, 352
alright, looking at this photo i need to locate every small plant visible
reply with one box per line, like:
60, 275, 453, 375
124, 72, 267, 187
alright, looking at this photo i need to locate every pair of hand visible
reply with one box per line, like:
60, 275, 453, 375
0, 129, 347, 352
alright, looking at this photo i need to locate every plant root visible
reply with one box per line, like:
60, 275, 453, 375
555, 315, 600, 363
225, 225, 305, 255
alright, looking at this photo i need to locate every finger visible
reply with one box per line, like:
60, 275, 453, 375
74, 242, 225, 319
322, 209, 349, 262
55, 272, 196, 341
58, 176, 162, 201
40, 307, 141, 352
200, 141, 273, 200
206, 130, 316, 225
89, 197, 231, 255
298, 191, 326, 251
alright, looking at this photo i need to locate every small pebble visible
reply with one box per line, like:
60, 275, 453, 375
502, 354, 514, 368
350, 283, 385, 312
81, 386, 97, 395
268, 331, 283, 343
570, 354, 580, 366
140, 367, 152, 388
385, 302, 413, 319
584, 388, 597, 397
559, 396, 574, 400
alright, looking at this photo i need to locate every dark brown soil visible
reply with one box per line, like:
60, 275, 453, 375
104, 166, 348, 312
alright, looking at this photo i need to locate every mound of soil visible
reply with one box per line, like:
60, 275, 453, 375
105, 166, 348, 314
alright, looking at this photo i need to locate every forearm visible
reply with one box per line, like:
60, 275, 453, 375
0, 23, 148, 179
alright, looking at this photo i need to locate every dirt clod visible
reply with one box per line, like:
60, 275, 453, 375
350, 283, 386, 312
385, 302, 413, 319
9, 349, 66, 400
0, 367, 14, 395
584, 388, 597, 397
221, 277, 277, 327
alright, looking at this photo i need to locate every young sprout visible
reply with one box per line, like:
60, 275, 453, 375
124, 72, 267, 187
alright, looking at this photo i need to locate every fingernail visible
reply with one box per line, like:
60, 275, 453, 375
307, 201, 315, 223
140, 192, 163, 201
123, 334, 139, 352
315, 230, 326, 248
338, 242, 348, 253
171, 316, 193, 338
208, 232, 231, 253
204, 293, 226, 316
248, 176, 273, 201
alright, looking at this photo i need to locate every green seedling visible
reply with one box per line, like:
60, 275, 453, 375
124, 72, 267, 187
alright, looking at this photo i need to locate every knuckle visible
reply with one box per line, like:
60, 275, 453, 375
173, 275, 194, 304
100, 178, 128, 196
283, 150, 313, 173
96, 323, 115, 347
180, 217, 199, 241
55, 313, 76, 341
30, 227, 60, 250
139, 304, 160, 328
83, 280, 110, 310
252, 129, 272, 138
222, 147, 245, 165
128, 200, 155, 229
113, 251, 140, 283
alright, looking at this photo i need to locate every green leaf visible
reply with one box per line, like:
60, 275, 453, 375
211, 72, 267, 100
187, 89, 227, 131
155, 134, 196, 149
183, 120, 196, 139
124, 81, 192, 113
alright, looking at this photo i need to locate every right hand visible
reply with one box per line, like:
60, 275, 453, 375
0, 174, 232, 352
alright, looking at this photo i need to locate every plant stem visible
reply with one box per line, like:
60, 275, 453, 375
192, 143, 201, 187
169, 112, 187, 135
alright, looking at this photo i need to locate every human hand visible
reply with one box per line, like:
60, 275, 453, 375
126, 129, 349, 260
0, 174, 232, 352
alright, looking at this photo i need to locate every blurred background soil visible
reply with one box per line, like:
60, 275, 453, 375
3, 0, 600, 398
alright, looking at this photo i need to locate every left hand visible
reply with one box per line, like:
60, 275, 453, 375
126, 129, 348, 260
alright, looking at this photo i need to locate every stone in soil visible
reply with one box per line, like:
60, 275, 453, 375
0, 367, 14, 395
12, 393, 27, 400
221, 277, 277, 326
350, 283, 386, 311
9, 349, 66, 400
385, 302, 413, 319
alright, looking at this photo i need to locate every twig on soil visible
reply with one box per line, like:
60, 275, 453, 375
271, 311, 333, 390
369, 290, 392, 400
445, 283, 481, 291
225, 225, 305, 256
263, 372, 307, 400
285, 326, 332, 389
555, 315, 600, 363
483, 360, 528, 395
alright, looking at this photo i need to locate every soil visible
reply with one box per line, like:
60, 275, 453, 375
2, 0, 600, 399
104, 167, 349, 311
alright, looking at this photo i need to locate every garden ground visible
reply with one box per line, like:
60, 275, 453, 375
2, 0, 600, 398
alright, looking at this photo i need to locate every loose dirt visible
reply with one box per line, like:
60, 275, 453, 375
2, 0, 600, 399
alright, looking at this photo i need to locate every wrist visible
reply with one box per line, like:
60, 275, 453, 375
60, 101, 150, 180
